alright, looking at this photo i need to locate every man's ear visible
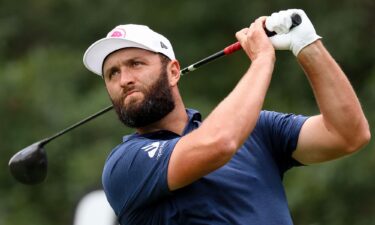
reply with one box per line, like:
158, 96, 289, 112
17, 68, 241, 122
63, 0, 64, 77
168, 60, 181, 87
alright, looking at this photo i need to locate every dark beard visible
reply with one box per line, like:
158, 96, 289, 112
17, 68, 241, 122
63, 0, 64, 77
111, 68, 175, 128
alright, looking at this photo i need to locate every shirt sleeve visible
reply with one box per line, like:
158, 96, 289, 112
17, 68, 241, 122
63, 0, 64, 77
258, 110, 309, 172
102, 136, 180, 217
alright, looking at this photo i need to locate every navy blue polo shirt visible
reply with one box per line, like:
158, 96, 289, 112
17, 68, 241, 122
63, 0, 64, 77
102, 109, 308, 225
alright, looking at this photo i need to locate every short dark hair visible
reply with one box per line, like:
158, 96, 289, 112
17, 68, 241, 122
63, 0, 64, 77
158, 53, 171, 69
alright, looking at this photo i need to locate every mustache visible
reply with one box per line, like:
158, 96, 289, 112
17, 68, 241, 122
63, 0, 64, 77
122, 85, 135, 97
120, 85, 144, 100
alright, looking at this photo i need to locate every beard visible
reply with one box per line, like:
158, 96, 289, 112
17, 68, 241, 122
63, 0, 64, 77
111, 68, 175, 128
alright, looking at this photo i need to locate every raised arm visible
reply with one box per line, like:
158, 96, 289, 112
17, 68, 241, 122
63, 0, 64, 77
168, 17, 275, 190
265, 9, 370, 164
292, 41, 370, 164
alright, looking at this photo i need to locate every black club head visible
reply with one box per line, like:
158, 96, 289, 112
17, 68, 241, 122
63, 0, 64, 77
9, 141, 48, 185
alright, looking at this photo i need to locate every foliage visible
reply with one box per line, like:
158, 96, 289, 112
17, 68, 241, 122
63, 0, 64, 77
0, 0, 374, 224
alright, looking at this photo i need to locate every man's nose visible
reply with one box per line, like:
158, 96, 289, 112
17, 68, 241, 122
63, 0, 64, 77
119, 68, 135, 87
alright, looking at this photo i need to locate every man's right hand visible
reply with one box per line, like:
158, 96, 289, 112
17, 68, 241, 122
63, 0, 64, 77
236, 17, 275, 62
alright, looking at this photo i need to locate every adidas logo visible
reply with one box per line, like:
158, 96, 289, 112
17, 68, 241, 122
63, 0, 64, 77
141, 142, 160, 158
160, 41, 168, 49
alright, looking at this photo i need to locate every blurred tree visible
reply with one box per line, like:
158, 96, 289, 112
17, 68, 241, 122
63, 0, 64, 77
0, 0, 373, 224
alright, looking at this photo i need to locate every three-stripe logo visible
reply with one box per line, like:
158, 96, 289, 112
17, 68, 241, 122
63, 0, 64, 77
141, 142, 160, 158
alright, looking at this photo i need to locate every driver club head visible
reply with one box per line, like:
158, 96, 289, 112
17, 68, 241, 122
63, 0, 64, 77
9, 141, 48, 185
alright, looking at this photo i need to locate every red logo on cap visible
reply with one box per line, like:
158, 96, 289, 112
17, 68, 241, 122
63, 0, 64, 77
110, 28, 126, 38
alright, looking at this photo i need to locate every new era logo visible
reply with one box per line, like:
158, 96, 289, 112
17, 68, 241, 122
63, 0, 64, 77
160, 41, 168, 49
141, 142, 160, 158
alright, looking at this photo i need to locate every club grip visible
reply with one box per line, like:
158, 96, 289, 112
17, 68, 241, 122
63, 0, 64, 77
223, 13, 302, 56
265, 13, 302, 37
223, 42, 242, 55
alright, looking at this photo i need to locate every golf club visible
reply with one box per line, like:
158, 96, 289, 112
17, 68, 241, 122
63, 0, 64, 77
9, 13, 301, 185
8, 105, 113, 185
180, 13, 301, 75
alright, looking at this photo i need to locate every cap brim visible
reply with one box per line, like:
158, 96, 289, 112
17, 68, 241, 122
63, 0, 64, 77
83, 38, 155, 76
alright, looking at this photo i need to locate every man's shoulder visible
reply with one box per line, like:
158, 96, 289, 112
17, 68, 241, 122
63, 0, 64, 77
255, 110, 309, 133
256, 110, 278, 126
258, 110, 308, 122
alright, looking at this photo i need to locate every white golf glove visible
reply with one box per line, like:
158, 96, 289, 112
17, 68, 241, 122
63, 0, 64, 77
265, 9, 321, 56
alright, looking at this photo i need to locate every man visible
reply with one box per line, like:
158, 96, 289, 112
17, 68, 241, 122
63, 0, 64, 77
83, 9, 370, 225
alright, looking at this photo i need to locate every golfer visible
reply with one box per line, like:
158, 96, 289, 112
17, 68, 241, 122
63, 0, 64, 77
83, 9, 370, 225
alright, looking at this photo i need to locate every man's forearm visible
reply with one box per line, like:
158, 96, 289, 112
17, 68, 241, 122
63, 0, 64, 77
203, 56, 275, 147
297, 40, 370, 149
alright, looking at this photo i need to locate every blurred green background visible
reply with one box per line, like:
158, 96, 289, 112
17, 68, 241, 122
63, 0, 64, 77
1, 0, 374, 224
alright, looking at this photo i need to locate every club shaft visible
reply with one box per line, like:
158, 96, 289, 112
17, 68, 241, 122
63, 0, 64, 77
39, 46, 238, 145
180, 13, 302, 76
42, 105, 114, 144
40, 13, 303, 144
180, 42, 241, 76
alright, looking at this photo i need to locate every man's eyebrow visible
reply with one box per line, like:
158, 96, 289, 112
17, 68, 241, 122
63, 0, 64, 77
103, 56, 150, 76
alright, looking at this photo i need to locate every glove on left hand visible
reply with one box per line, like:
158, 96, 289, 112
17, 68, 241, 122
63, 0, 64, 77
265, 9, 322, 56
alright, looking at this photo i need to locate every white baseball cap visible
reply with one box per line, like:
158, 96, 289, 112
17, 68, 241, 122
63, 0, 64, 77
83, 24, 176, 76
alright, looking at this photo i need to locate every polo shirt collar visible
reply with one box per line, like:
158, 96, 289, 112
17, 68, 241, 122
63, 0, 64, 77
122, 108, 201, 142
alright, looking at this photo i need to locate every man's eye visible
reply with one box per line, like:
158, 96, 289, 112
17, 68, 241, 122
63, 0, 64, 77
107, 70, 120, 79
131, 61, 143, 67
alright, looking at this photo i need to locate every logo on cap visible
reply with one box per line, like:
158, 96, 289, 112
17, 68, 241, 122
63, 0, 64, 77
110, 28, 126, 38
160, 41, 168, 49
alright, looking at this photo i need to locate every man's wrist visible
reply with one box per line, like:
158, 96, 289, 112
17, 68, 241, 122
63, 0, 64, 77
294, 35, 322, 56
296, 39, 324, 59
252, 53, 276, 65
